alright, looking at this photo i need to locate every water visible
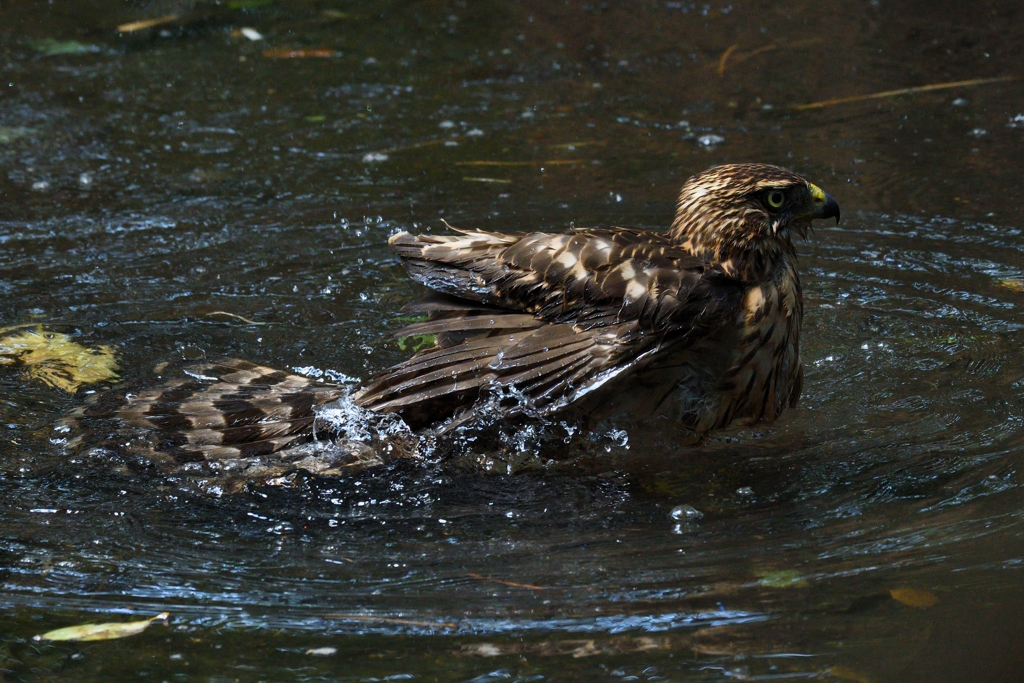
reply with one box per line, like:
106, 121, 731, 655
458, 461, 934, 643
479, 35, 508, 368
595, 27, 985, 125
3, 1, 1024, 680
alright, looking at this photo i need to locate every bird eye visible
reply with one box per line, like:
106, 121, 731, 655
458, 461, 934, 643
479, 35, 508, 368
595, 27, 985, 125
767, 190, 785, 208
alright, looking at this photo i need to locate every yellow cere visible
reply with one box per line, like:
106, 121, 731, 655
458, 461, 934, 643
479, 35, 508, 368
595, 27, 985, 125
809, 183, 826, 205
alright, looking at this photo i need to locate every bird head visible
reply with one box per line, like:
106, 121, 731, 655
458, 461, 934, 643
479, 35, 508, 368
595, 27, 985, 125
669, 163, 840, 267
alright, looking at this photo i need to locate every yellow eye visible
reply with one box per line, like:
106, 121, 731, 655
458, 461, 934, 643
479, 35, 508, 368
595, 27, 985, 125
767, 190, 785, 208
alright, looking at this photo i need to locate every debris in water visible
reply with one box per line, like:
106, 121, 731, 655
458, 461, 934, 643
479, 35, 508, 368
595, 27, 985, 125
466, 573, 546, 590
305, 647, 337, 656
396, 333, 437, 352
117, 15, 180, 33
204, 311, 267, 326
324, 614, 457, 629
715, 38, 822, 76
755, 569, 809, 588
29, 38, 100, 56
239, 27, 263, 41
792, 76, 1020, 110
34, 613, 169, 642
263, 48, 339, 59
455, 160, 581, 166
0, 326, 119, 393
460, 635, 677, 658
889, 587, 938, 608
463, 177, 512, 184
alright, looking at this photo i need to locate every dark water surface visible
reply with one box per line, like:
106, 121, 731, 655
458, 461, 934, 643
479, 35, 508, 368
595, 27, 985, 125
3, 1, 1024, 681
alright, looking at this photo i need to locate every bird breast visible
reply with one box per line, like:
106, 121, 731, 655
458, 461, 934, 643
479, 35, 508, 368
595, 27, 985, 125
710, 259, 803, 430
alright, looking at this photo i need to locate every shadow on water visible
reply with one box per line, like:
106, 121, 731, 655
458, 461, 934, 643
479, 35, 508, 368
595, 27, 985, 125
2, 1, 1024, 681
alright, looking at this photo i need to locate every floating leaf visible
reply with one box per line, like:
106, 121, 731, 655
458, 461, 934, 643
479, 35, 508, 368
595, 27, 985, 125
29, 38, 100, 56
890, 587, 938, 608
0, 326, 119, 393
397, 333, 436, 352
755, 569, 809, 588
998, 279, 1024, 292
34, 613, 169, 642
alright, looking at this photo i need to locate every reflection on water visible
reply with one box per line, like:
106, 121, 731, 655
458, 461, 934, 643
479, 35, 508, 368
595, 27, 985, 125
2, 0, 1024, 681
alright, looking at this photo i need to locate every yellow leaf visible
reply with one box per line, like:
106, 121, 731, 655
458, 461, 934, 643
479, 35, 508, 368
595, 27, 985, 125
890, 587, 938, 608
34, 612, 169, 642
0, 326, 119, 393
999, 279, 1024, 292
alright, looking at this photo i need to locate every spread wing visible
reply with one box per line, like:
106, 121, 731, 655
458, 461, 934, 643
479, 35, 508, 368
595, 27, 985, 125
354, 227, 745, 429
72, 359, 346, 463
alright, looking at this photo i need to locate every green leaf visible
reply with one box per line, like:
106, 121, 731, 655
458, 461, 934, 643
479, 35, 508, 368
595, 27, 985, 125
29, 38, 99, 56
755, 569, 808, 588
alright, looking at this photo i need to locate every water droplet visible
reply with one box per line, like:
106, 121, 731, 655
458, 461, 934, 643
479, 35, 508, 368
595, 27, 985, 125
696, 134, 726, 147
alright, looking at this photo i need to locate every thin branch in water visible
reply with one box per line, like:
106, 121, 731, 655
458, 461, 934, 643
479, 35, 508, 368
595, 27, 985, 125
466, 572, 546, 590
717, 44, 740, 76
463, 177, 512, 184
205, 311, 267, 326
325, 614, 458, 628
455, 160, 581, 166
117, 15, 180, 33
715, 39, 821, 76
793, 76, 1020, 110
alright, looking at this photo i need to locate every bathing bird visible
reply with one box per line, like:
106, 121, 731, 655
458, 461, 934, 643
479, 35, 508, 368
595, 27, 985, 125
87, 163, 839, 461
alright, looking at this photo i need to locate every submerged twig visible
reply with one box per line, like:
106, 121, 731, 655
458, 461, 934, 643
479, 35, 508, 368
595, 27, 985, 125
717, 44, 739, 76
117, 15, 180, 33
325, 614, 458, 628
466, 573, 546, 590
462, 177, 512, 184
455, 160, 580, 166
549, 140, 607, 149
262, 48, 339, 59
793, 75, 1020, 110
205, 311, 267, 326
716, 38, 822, 76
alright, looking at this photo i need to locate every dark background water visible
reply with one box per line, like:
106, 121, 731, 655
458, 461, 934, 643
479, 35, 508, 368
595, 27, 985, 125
2, 1, 1024, 681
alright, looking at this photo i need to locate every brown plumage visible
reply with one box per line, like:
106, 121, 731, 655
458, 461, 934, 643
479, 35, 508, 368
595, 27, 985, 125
87, 163, 839, 463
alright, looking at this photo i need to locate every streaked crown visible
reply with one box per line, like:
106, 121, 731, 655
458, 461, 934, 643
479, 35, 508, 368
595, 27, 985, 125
669, 163, 837, 263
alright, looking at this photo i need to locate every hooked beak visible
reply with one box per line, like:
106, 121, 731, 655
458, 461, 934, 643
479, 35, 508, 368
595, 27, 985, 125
808, 183, 841, 224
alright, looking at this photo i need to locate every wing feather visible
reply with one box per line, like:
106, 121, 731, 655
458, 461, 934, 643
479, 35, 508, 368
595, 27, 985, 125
354, 226, 745, 429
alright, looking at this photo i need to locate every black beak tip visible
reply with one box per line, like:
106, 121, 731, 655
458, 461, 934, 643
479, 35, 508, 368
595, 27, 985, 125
817, 192, 841, 225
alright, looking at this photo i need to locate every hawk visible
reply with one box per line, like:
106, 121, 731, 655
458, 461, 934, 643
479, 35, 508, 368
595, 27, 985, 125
75, 163, 839, 465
